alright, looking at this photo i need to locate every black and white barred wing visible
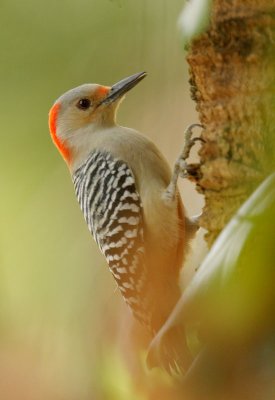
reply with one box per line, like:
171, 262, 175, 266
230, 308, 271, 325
73, 150, 147, 322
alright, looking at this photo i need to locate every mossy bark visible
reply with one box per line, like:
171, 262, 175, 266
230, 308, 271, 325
187, 0, 275, 245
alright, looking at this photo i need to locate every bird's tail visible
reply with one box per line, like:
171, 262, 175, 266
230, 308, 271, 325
146, 283, 193, 374
146, 322, 192, 374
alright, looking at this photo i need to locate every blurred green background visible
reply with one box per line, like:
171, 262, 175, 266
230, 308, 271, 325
0, 0, 203, 398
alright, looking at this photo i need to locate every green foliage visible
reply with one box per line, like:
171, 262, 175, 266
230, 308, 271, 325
148, 173, 275, 393
184, 173, 275, 344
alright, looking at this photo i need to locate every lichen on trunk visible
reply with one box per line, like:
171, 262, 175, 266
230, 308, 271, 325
187, 0, 275, 245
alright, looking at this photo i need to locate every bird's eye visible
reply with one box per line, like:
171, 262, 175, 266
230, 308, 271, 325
77, 98, 91, 110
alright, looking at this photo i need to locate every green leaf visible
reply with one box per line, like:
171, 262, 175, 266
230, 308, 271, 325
148, 174, 275, 370
180, 173, 275, 342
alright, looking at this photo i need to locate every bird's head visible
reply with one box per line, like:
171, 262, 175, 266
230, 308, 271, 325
48, 71, 147, 165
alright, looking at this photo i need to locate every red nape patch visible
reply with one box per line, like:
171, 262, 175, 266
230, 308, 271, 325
48, 103, 71, 164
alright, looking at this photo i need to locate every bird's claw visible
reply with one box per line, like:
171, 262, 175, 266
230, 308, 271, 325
164, 123, 204, 202
175, 124, 205, 177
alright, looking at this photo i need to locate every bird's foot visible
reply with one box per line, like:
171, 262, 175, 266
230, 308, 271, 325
163, 124, 204, 202
178, 123, 205, 178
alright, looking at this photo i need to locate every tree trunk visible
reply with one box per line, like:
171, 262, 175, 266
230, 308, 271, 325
187, 0, 275, 246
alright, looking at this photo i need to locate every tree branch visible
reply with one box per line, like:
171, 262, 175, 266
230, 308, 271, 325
187, 0, 275, 245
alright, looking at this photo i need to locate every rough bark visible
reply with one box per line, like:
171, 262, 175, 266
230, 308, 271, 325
187, 0, 275, 245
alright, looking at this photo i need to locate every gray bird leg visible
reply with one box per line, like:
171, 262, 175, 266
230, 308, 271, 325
164, 124, 204, 202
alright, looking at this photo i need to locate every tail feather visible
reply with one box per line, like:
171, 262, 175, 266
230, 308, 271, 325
146, 323, 193, 375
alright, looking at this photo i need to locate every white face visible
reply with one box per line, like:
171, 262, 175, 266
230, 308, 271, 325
48, 83, 119, 163
48, 72, 147, 164
52, 83, 117, 138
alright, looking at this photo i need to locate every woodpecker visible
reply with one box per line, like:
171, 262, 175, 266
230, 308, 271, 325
48, 72, 199, 337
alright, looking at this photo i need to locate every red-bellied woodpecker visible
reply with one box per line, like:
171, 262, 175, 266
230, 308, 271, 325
48, 72, 200, 345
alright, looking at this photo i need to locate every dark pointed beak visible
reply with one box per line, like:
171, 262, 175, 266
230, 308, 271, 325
101, 71, 147, 105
